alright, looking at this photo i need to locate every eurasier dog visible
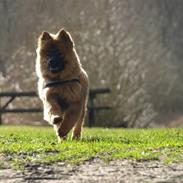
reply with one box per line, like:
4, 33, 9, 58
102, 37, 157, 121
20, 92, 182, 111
36, 29, 89, 141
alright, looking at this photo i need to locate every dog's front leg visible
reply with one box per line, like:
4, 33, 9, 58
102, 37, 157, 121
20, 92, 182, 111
45, 96, 65, 125
50, 102, 65, 125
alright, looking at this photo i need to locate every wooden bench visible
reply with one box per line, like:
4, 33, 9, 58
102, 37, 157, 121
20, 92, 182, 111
0, 89, 111, 127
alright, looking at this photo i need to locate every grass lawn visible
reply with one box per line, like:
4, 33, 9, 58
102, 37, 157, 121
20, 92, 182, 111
0, 126, 183, 168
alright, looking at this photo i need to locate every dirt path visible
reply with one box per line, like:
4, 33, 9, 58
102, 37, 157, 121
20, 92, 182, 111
0, 158, 183, 183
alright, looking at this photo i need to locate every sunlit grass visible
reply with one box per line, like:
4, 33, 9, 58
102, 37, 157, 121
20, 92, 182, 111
0, 125, 182, 168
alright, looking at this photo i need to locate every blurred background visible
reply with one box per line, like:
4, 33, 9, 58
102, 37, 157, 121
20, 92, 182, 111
0, 0, 183, 128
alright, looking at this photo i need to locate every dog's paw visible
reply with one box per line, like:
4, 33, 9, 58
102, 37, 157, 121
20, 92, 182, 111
51, 115, 64, 125
58, 135, 67, 143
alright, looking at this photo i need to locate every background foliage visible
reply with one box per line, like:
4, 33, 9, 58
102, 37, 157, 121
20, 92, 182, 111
0, 0, 183, 127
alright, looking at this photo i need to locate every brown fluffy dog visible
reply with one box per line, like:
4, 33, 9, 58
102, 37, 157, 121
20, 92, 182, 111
36, 29, 89, 141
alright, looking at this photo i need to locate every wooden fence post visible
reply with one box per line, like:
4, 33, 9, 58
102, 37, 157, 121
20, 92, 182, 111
88, 94, 95, 127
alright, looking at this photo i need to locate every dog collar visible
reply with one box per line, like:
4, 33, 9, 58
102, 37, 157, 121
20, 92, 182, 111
43, 77, 80, 89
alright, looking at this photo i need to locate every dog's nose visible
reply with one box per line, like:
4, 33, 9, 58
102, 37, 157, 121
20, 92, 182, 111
48, 58, 55, 64
48, 58, 58, 67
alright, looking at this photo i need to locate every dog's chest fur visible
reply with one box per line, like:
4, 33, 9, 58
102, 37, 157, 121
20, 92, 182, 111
44, 81, 82, 110
56, 94, 70, 110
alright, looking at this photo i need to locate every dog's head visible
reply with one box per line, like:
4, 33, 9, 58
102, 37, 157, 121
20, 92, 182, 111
43, 41, 65, 74
36, 29, 79, 78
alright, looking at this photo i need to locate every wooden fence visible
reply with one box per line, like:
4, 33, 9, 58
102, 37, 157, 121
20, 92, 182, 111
0, 88, 111, 127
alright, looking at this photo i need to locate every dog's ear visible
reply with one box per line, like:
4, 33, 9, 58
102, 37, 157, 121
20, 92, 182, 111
40, 31, 52, 42
57, 29, 74, 48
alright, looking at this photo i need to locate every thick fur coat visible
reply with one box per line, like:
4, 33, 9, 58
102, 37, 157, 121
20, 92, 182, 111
36, 29, 89, 141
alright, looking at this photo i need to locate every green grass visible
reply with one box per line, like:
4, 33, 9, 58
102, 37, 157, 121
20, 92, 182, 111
0, 126, 183, 168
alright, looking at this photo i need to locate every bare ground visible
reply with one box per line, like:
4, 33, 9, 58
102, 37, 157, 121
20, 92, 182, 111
0, 157, 183, 183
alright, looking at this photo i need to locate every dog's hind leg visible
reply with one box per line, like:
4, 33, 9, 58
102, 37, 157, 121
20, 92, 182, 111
72, 106, 86, 140
56, 103, 82, 141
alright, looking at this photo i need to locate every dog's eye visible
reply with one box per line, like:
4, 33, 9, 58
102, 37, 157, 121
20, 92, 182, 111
46, 52, 64, 61
46, 50, 54, 57
59, 54, 64, 59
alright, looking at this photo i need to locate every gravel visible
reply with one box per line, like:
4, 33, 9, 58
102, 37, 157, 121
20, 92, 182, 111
0, 158, 183, 183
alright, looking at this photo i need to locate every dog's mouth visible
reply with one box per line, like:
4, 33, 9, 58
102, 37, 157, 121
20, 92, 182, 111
49, 67, 62, 73
47, 57, 65, 73
49, 62, 64, 73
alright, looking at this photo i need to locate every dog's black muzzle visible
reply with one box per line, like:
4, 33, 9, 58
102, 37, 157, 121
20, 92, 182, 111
47, 56, 64, 73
